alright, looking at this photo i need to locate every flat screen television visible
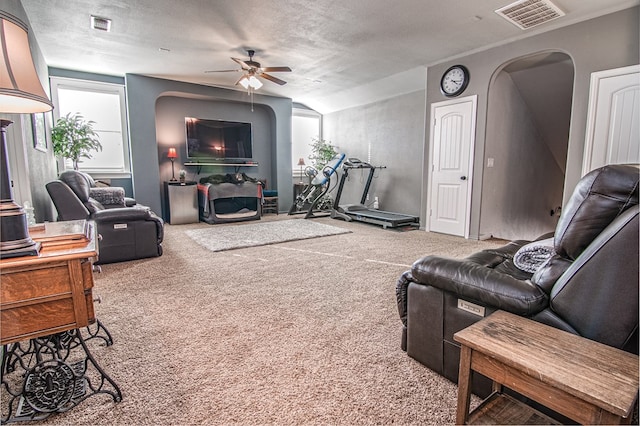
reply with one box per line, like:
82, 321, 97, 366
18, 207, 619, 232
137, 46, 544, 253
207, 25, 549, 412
185, 117, 253, 161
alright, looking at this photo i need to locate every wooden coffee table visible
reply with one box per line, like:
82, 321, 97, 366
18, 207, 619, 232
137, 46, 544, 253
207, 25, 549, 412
454, 310, 639, 425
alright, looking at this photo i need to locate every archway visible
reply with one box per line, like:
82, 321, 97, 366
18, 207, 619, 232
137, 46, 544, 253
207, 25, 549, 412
479, 51, 574, 241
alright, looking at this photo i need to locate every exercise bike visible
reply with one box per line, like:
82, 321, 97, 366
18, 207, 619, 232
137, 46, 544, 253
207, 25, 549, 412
288, 153, 346, 219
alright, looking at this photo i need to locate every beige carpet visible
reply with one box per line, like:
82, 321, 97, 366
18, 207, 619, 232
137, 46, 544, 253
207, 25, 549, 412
32, 216, 503, 425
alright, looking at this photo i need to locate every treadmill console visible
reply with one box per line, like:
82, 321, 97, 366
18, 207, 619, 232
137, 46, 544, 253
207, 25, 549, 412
344, 158, 371, 168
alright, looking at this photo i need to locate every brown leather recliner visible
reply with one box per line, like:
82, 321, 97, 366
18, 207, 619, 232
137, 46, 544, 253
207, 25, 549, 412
396, 164, 639, 397
46, 170, 164, 264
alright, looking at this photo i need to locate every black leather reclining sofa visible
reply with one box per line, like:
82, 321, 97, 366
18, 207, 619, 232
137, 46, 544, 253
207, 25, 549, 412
396, 164, 639, 397
47, 171, 164, 264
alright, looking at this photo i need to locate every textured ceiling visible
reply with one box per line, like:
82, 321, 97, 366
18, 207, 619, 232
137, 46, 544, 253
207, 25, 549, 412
19, 0, 639, 112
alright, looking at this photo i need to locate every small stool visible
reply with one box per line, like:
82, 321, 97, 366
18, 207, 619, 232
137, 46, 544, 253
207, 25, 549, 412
263, 189, 278, 214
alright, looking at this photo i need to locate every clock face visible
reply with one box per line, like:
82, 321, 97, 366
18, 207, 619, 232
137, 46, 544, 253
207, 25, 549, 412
440, 65, 469, 97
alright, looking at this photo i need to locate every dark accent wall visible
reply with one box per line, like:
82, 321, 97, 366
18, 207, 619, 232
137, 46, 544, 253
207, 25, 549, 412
49, 67, 125, 85
125, 75, 292, 216
155, 96, 275, 220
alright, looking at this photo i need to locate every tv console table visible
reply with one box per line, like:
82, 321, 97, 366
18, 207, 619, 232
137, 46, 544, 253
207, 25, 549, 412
1, 220, 121, 422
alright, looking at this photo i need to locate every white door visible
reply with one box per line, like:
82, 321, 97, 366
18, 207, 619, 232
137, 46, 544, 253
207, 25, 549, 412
428, 96, 477, 237
583, 65, 640, 175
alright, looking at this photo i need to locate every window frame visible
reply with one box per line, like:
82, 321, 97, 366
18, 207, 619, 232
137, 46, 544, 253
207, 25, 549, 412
292, 107, 322, 177
49, 76, 131, 178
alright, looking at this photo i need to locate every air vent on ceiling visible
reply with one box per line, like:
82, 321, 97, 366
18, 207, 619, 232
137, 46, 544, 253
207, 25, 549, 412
91, 15, 112, 32
495, 0, 565, 30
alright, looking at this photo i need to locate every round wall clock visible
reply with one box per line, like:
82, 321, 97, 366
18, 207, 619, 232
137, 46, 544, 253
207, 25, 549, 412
440, 65, 470, 97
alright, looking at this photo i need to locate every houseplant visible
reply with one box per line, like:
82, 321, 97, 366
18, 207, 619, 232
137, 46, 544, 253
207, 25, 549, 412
51, 113, 102, 170
308, 137, 338, 210
309, 137, 337, 170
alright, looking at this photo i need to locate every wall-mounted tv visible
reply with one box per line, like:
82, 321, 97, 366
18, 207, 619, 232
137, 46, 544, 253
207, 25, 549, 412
185, 117, 253, 161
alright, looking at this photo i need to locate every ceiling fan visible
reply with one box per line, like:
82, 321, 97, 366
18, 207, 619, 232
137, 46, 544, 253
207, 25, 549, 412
205, 50, 292, 88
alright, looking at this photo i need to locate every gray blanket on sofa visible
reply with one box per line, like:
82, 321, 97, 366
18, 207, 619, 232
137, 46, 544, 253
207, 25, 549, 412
513, 237, 555, 273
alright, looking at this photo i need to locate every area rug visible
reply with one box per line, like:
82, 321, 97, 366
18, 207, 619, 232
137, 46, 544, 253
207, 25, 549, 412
185, 219, 351, 252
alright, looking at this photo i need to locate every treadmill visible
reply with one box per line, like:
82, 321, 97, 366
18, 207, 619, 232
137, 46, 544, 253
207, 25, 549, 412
331, 158, 419, 229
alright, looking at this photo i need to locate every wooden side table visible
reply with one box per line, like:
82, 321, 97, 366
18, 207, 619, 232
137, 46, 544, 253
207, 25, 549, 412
1, 220, 121, 422
454, 310, 639, 425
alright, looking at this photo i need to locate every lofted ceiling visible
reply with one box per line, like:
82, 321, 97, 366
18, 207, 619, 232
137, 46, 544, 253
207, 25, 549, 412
19, 0, 639, 113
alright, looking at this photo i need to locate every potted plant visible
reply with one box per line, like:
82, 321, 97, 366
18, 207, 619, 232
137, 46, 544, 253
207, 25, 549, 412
308, 137, 338, 210
179, 169, 187, 183
51, 113, 102, 170
309, 137, 337, 170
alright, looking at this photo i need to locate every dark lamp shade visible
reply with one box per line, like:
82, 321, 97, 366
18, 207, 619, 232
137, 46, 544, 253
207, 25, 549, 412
0, 13, 53, 113
167, 147, 178, 159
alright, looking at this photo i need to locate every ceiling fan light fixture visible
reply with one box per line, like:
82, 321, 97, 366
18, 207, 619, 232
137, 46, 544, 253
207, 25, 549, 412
248, 75, 263, 89
238, 76, 250, 89
238, 74, 263, 90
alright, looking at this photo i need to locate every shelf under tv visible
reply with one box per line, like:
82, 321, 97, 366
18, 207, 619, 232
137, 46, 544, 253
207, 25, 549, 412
184, 161, 259, 173
184, 162, 258, 167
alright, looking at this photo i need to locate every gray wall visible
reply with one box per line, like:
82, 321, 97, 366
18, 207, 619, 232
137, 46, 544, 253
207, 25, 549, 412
323, 90, 426, 217
1, 0, 57, 223
481, 71, 565, 240
323, 7, 638, 238
125, 75, 292, 216
425, 7, 639, 239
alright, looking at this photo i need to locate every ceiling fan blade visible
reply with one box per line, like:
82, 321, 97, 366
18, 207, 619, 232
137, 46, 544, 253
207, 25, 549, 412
231, 57, 251, 69
260, 73, 287, 86
204, 69, 241, 73
261, 66, 292, 73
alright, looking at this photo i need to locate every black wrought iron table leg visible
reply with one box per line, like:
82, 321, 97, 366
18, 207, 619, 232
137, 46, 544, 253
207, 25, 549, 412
1, 327, 121, 424
81, 320, 115, 347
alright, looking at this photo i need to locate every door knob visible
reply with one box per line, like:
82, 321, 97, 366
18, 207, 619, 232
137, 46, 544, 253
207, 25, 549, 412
460, 176, 467, 181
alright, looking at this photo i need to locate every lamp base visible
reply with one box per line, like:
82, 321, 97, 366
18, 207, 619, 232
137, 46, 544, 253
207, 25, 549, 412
0, 242, 41, 259
0, 200, 40, 260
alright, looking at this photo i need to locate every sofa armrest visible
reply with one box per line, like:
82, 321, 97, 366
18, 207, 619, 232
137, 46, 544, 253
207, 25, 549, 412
411, 256, 548, 315
91, 206, 150, 221
396, 270, 413, 327
91, 207, 164, 243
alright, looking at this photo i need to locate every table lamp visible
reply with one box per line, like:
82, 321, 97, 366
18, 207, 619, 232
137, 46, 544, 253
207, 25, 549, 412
0, 12, 54, 259
297, 157, 306, 183
167, 147, 178, 181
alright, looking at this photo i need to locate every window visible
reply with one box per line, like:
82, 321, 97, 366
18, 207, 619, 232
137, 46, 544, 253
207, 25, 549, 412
50, 77, 130, 176
292, 108, 321, 177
